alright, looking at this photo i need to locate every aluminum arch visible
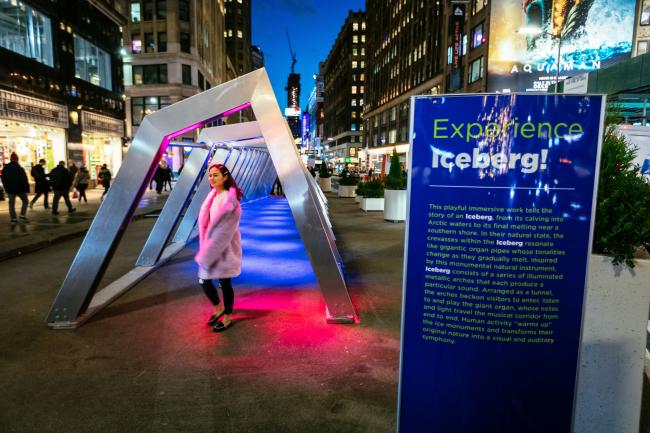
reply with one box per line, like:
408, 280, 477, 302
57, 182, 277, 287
47, 68, 355, 328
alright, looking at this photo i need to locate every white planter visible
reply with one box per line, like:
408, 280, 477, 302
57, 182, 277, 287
360, 197, 384, 212
383, 189, 407, 222
338, 185, 357, 198
355, 194, 361, 203
318, 176, 331, 192
573, 255, 650, 433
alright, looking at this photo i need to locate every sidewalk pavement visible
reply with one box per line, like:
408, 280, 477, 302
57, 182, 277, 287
0, 185, 173, 262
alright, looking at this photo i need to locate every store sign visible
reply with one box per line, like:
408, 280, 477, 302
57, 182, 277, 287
487, 0, 635, 92
0, 89, 68, 128
448, 4, 465, 91
82, 111, 125, 136
564, 73, 589, 94
398, 94, 605, 432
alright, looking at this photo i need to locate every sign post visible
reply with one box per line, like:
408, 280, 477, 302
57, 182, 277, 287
398, 94, 605, 433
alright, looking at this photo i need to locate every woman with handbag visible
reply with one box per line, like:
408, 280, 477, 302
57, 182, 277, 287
194, 164, 243, 332
73, 166, 90, 202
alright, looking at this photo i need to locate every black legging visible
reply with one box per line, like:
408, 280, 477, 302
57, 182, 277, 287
77, 184, 88, 202
200, 278, 234, 314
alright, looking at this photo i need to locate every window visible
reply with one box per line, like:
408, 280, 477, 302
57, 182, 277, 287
352, 61, 358, 68
132, 64, 167, 85
198, 70, 204, 89
360, 73, 365, 81
361, 47, 365, 56
237, 30, 243, 38
180, 32, 190, 53
132, 96, 171, 125
447, 44, 452, 64
361, 21, 366, 30
179, 0, 190, 21
642, 0, 650, 25
360, 85, 364, 93
351, 111, 357, 119
156, 0, 166, 19
145, 32, 154, 53
353, 48, 358, 56
353, 35, 358, 43
351, 124, 357, 131
74, 34, 112, 90
638, 40, 649, 55
157, 32, 167, 52
389, 129, 397, 144
131, 33, 142, 53
359, 98, 363, 106
143, 0, 153, 20
351, 86, 357, 94
0, 0, 53, 66
473, 0, 487, 15
361, 34, 366, 43
351, 99, 357, 106
182, 64, 191, 85
360, 61, 365, 68
469, 56, 484, 83
353, 23, 359, 31
472, 22, 485, 48
130, 2, 141, 21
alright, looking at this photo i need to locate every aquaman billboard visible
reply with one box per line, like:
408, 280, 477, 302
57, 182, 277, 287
487, 0, 636, 92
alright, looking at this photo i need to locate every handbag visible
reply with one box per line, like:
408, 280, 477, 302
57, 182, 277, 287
72, 190, 79, 199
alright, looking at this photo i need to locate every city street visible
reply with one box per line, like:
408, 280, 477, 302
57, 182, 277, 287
0, 194, 405, 433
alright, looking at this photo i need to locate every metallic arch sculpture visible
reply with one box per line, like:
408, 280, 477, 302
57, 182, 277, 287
47, 68, 356, 328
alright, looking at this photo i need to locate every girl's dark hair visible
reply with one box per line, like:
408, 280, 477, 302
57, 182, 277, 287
209, 163, 243, 201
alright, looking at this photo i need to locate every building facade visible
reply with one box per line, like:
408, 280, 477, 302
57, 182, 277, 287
251, 45, 264, 71
322, 10, 365, 172
635, 0, 650, 56
0, 0, 127, 184
224, 0, 251, 76
305, 65, 324, 157
123, 0, 228, 172
285, 71, 301, 139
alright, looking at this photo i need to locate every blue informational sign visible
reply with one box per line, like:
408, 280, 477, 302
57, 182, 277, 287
398, 94, 605, 433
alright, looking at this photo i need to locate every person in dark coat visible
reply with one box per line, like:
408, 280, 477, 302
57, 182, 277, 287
29, 158, 51, 209
49, 161, 76, 215
1, 153, 30, 223
163, 164, 173, 191
98, 164, 112, 199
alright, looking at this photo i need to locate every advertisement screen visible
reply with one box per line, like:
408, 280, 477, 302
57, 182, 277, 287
487, 0, 636, 92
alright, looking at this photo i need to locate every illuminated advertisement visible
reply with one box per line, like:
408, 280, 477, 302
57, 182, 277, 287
488, 0, 636, 92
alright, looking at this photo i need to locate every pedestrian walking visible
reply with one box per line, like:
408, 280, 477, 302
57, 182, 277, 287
1, 153, 30, 223
73, 166, 90, 202
194, 164, 243, 333
68, 161, 78, 181
49, 161, 76, 215
99, 164, 112, 199
153, 162, 164, 194
29, 158, 50, 209
163, 163, 173, 191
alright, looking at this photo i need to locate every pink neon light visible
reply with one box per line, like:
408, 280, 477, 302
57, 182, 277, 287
165, 122, 204, 140
222, 102, 252, 117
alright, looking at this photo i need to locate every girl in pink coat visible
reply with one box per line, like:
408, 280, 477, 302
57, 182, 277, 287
194, 163, 243, 332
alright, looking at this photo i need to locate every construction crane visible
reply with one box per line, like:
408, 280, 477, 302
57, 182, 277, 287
285, 27, 297, 73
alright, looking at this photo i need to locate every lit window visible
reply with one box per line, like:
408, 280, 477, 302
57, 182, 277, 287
352, 86, 357, 94
74, 34, 112, 90
228, 29, 233, 37
360, 61, 365, 68
353, 35, 358, 43
469, 56, 484, 83
131, 2, 141, 22
351, 99, 357, 106
224, 31, 227, 37
237, 30, 243, 38
351, 124, 357, 131
359, 99, 364, 106
472, 22, 485, 49
360, 73, 365, 81
360, 86, 364, 93
362, 21, 366, 30
641, 0, 649, 25
352, 111, 357, 118
353, 22, 359, 31
131, 33, 142, 53
361, 34, 365, 43
352, 61, 358, 68
0, 0, 54, 66
638, 40, 649, 54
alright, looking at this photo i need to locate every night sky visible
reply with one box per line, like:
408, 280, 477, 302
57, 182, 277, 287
251, 0, 365, 111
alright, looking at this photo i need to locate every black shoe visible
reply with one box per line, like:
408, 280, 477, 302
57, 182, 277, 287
213, 320, 234, 332
52, 211, 59, 215
19, 215, 29, 223
69, 208, 76, 213
44, 205, 49, 209
207, 312, 225, 326
10, 218, 17, 223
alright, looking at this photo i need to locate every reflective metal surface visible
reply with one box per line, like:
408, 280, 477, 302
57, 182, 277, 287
136, 146, 211, 266
47, 68, 355, 327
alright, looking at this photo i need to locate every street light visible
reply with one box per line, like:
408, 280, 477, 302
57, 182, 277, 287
517, 26, 562, 93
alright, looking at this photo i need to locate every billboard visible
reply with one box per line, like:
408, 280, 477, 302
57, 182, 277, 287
487, 0, 636, 92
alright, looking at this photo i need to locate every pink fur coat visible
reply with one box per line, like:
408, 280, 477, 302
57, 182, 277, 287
194, 186, 242, 280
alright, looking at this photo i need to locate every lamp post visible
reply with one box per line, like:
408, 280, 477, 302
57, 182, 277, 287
518, 26, 563, 93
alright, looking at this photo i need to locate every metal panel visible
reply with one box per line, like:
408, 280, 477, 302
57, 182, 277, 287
136, 146, 211, 266
248, 153, 272, 199
48, 68, 356, 327
250, 73, 356, 323
240, 150, 262, 195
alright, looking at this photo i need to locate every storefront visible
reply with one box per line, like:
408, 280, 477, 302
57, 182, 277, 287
366, 143, 409, 175
67, 111, 124, 186
0, 89, 68, 176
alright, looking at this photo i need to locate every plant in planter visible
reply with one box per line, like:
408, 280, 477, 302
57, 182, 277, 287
383, 149, 407, 222
338, 169, 359, 198
355, 181, 366, 203
573, 121, 650, 432
317, 163, 332, 192
360, 179, 384, 211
